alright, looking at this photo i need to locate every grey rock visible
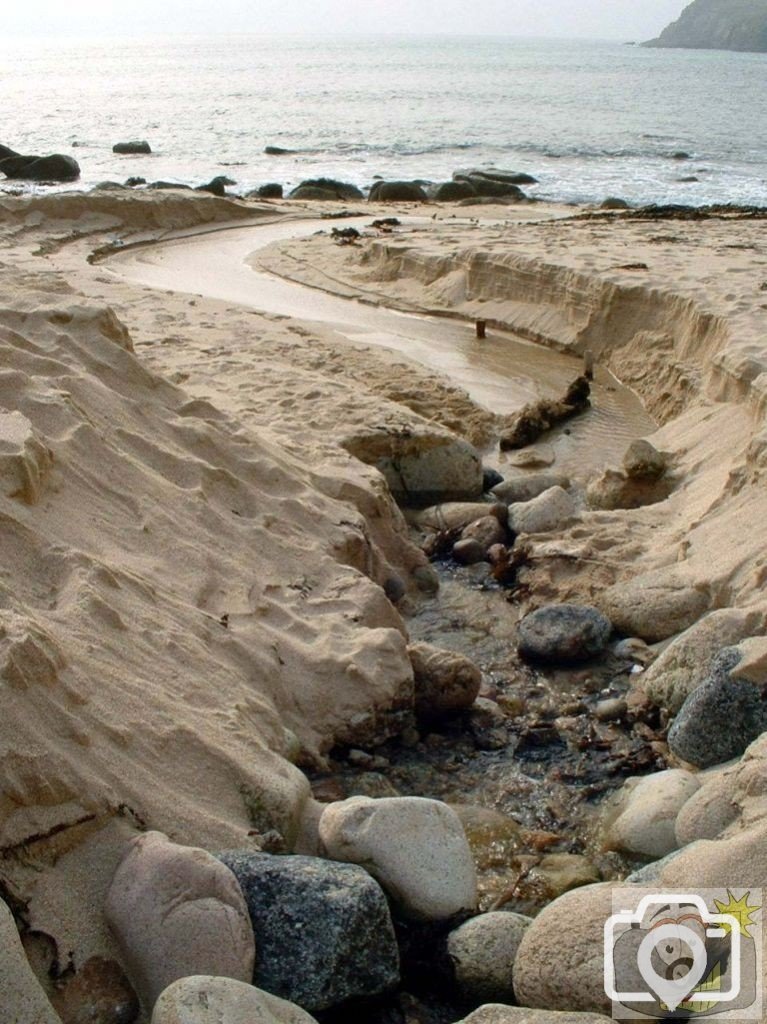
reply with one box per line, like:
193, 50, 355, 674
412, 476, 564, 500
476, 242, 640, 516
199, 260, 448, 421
600, 197, 629, 210
599, 570, 710, 642
507, 485, 576, 534
668, 646, 767, 768
112, 140, 151, 154
369, 180, 428, 202
0, 149, 80, 183
518, 604, 612, 664
288, 178, 363, 201
461, 515, 506, 552
255, 183, 284, 199
453, 167, 538, 186
216, 852, 398, 1011
427, 180, 477, 201
458, 1007, 613, 1023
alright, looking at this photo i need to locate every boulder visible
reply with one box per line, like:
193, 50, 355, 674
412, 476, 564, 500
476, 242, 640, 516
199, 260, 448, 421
651, 818, 767, 890
0, 898, 61, 1024
288, 186, 338, 201
265, 146, 295, 155
604, 769, 700, 859
599, 570, 710, 642
600, 197, 629, 210
518, 604, 612, 664
112, 141, 151, 154
195, 175, 233, 197
288, 178, 363, 201
668, 646, 767, 768
454, 167, 538, 186
369, 180, 428, 202
0, 148, 80, 182
490, 472, 570, 504
447, 912, 531, 1003
104, 831, 255, 1012
454, 173, 525, 199
408, 641, 482, 718
343, 427, 483, 505
318, 796, 477, 920
151, 977, 318, 1024
148, 181, 192, 190
255, 183, 283, 199
216, 851, 398, 1011
457, 1007, 612, 1023
428, 180, 477, 201
125, 176, 146, 186
507, 485, 577, 535
512, 883, 614, 1015
640, 607, 764, 712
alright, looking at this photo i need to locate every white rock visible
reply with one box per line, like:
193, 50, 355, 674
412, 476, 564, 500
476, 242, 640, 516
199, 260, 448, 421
151, 976, 317, 1023
447, 911, 531, 1002
318, 796, 477, 920
0, 898, 61, 1024
605, 769, 700, 859
512, 883, 614, 1015
105, 831, 255, 1012
507, 486, 576, 535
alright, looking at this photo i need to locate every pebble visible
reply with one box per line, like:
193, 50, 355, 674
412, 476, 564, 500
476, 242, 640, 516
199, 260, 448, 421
594, 697, 627, 722
453, 538, 487, 564
104, 831, 255, 1013
318, 795, 477, 920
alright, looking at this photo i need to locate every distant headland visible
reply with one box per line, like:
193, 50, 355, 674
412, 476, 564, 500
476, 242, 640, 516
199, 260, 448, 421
644, 0, 767, 53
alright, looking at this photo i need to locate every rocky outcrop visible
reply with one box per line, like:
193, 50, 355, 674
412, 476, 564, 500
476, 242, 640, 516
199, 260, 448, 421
0, 144, 80, 182
644, 0, 767, 53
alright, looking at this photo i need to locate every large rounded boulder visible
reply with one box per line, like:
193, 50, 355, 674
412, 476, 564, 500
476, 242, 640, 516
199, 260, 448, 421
369, 180, 428, 202
288, 178, 363, 201
0, 145, 80, 182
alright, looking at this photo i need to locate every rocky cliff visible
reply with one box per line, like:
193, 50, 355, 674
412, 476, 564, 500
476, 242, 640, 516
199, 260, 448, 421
644, 0, 767, 52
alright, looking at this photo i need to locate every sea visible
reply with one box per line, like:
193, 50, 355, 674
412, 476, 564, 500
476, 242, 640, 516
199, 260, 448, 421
2, 33, 767, 206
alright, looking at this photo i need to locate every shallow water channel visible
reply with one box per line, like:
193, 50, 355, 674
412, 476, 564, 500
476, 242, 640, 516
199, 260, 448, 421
110, 216, 660, 914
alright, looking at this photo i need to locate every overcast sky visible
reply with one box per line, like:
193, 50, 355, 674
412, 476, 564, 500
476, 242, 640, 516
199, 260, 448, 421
4, 0, 688, 40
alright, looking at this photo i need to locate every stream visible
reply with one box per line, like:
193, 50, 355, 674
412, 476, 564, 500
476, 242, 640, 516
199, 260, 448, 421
108, 216, 660, 914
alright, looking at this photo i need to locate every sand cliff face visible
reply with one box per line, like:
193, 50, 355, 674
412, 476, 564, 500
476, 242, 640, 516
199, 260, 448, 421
644, 0, 767, 52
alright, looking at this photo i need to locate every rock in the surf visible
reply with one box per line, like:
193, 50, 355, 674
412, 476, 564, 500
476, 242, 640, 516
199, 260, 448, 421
112, 140, 151, 154
369, 180, 428, 202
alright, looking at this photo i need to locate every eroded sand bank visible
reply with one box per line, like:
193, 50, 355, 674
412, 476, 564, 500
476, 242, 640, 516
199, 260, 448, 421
2, 189, 767, 1016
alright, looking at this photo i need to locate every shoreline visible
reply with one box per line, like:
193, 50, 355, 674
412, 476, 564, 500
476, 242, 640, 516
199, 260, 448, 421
2, 187, 767, 1022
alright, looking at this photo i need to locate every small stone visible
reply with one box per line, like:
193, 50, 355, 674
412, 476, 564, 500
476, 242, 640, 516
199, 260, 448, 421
318, 796, 477, 920
104, 831, 255, 1013
408, 641, 482, 718
447, 912, 531, 1003
518, 604, 612, 664
469, 697, 509, 750
491, 472, 570, 504
412, 564, 440, 593
622, 439, 668, 480
217, 852, 398, 1011
482, 467, 504, 491
461, 515, 506, 551
383, 575, 406, 604
151, 976, 318, 1023
453, 538, 487, 564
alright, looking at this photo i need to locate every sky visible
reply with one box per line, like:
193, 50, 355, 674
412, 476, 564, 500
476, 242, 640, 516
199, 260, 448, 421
3, 0, 688, 40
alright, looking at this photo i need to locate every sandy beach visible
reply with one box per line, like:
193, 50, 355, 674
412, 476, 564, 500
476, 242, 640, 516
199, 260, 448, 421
3, 187, 767, 1021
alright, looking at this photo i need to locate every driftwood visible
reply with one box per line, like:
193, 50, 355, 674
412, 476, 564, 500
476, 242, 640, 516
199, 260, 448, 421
499, 376, 591, 451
